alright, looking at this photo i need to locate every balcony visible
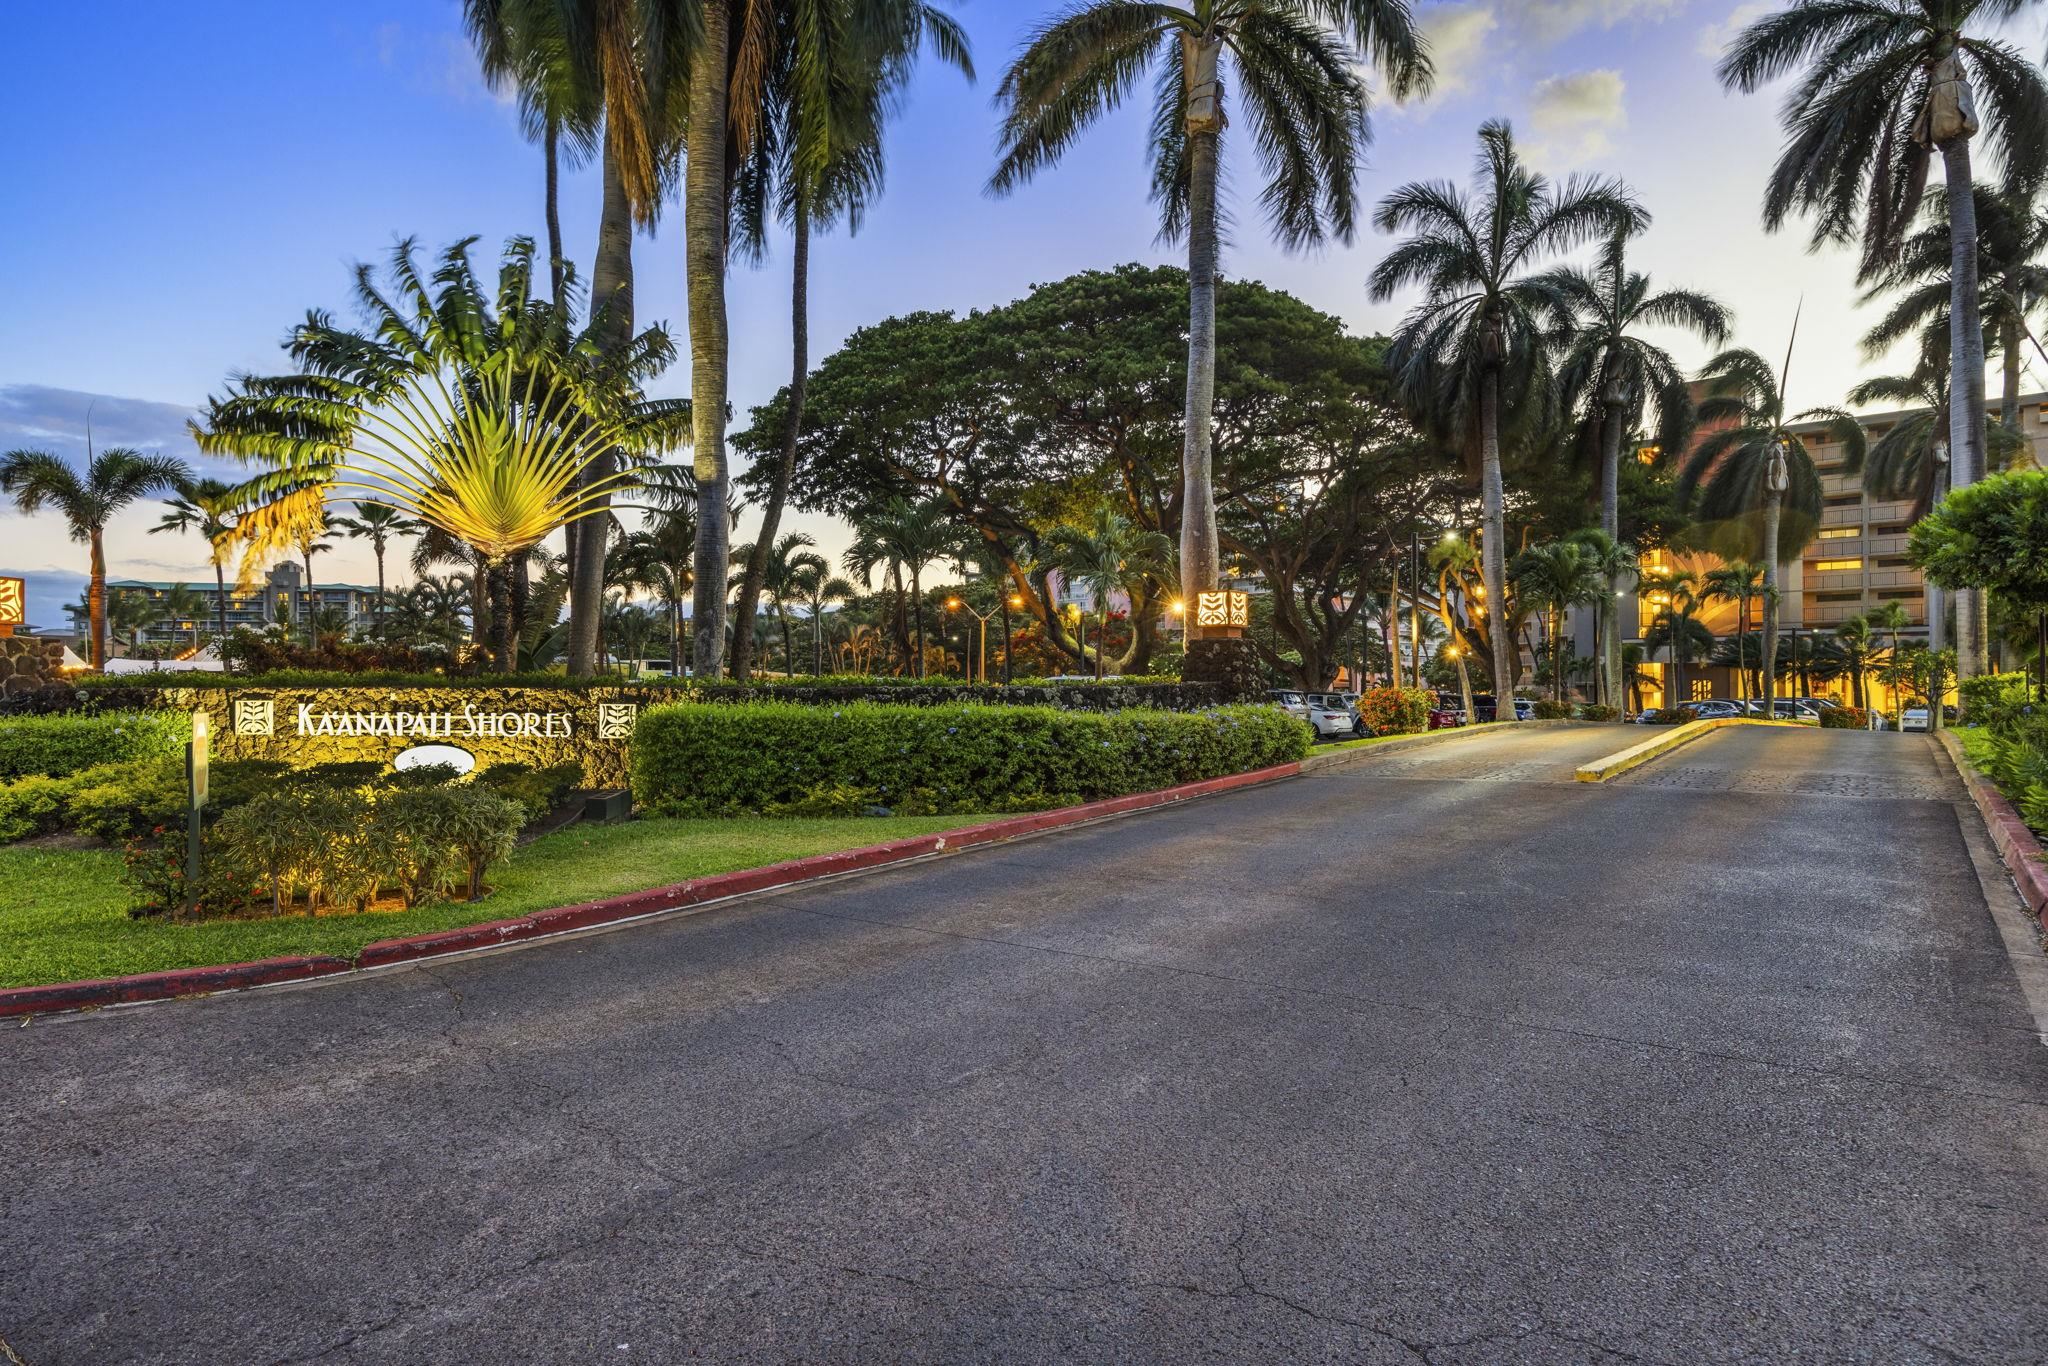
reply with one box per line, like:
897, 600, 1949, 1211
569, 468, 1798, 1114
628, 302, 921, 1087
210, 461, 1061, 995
1806, 570, 1867, 593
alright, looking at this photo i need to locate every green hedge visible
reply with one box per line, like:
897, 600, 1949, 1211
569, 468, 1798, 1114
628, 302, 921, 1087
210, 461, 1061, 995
1818, 706, 1870, 729
0, 712, 189, 779
1356, 687, 1429, 736
631, 701, 1311, 817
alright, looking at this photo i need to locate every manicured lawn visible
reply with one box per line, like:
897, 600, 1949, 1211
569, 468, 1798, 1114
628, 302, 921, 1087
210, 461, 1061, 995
0, 814, 977, 990
1953, 725, 1998, 774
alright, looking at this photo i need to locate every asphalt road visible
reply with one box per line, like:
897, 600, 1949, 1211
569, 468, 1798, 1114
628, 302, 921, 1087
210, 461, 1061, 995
7, 723, 2047, 1364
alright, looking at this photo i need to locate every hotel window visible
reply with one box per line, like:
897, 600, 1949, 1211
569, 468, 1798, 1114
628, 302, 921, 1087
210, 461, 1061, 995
1817, 527, 1859, 540
1876, 556, 1911, 568
1816, 591, 1862, 602
1814, 558, 1863, 573
1874, 522, 1912, 535
1877, 589, 1922, 600
1824, 494, 1860, 507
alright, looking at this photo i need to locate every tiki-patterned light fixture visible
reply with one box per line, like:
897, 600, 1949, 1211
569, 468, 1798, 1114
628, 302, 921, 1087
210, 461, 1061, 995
0, 577, 23, 636
1194, 589, 1250, 635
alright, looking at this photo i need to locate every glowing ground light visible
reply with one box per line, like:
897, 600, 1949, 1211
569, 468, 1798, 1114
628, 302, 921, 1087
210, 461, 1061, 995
1195, 590, 1250, 630
0, 577, 23, 628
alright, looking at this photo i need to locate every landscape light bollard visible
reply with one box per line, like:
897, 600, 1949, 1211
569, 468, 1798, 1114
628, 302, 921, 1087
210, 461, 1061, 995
185, 709, 210, 916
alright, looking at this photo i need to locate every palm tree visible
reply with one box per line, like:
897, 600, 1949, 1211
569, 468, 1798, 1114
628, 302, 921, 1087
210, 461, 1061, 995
787, 556, 856, 676
1869, 598, 1914, 723
1511, 539, 1607, 703
1619, 642, 1658, 714
990, 1, 1430, 620
0, 444, 190, 668
151, 477, 243, 645
331, 503, 422, 630
1047, 505, 1173, 680
1540, 230, 1728, 705
727, 2, 972, 682
1718, 0, 2048, 685
616, 503, 696, 672
157, 583, 210, 650
1704, 561, 1772, 709
1372, 121, 1645, 717
1641, 568, 1712, 707
1834, 613, 1878, 710
1680, 346, 1865, 708
1563, 528, 1638, 707
844, 495, 956, 678
102, 587, 166, 656
194, 237, 689, 674
730, 531, 821, 676
1861, 187, 2048, 433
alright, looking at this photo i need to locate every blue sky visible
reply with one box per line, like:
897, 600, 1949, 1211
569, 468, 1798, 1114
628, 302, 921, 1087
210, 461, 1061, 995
4, 0, 2038, 627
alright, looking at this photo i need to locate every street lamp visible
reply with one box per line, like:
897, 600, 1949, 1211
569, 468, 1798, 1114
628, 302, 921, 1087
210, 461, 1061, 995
947, 596, 1002, 684
1168, 598, 1186, 643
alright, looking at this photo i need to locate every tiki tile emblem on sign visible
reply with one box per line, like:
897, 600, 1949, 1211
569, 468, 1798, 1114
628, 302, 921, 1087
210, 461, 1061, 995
596, 703, 639, 741
0, 577, 23, 627
1195, 590, 1250, 629
233, 699, 277, 736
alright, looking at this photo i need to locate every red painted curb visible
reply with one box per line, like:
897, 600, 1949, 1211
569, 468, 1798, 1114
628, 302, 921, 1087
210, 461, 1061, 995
1, 760, 1302, 1018
1941, 735, 2048, 926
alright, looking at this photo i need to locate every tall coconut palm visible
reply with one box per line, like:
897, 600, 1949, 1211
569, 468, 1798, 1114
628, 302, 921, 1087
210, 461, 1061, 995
1564, 527, 1638, 707
1539, 230, 1729, 706
990, 0, 1431, 622
0, 444, 190, 668
330, 502, 421, 631
1372, 121, 1645, 716
1680, 346, 1866, 708
726, 0, 972, 681
844, 495, 955, 678
1718, 0, 2048, 685
1861, 187, 2048, 433
1704, 561, 1771, 709
461, 0, 602, 308
194, 237, 690, 674
1047, 504, 1173, 680
152, 476, 243, 645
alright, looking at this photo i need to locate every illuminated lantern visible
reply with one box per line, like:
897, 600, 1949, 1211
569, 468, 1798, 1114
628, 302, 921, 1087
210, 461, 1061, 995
1194, 589, 1251, 635
0, 576, 23, 636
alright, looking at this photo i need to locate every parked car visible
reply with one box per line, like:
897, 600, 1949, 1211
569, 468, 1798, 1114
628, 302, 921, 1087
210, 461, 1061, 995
1269, 690, 1310, 721
1428, 691, 1467, 729
1632, 708, 1661, 725
1901, 706, 1932, 732
1770, 700, 1822, 722
1687, 700, 1742, 720
1305, 692, 1366, 739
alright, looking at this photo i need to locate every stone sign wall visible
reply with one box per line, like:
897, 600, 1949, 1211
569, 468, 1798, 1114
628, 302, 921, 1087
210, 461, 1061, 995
0, 637, 67, 694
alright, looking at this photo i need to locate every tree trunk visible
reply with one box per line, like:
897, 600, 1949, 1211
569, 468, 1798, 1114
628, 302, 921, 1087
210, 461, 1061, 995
213, 559, 228, 647
1761, 504, 1781, 712
2003, 314, 2022, 431
510, 557, 530, 672
545, 122, 566, 311
1386, 562, 1403, 691
1599, 392, 1626, 710
910, 567, 925, 678
1178, 39, 1224, 607
372, 547, 386, 636
1942, 134, 1989, 687
732, 207, 811, 681
1479, 368, 1514, 718
87, 530, 107, 669
489, 561, 515, 673
688, 0, 733, 681
568, 148, 635, 676
303, 551, 318, 645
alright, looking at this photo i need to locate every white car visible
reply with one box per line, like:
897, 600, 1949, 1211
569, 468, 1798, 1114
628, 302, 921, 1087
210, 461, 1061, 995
1901, 706, 1931, 732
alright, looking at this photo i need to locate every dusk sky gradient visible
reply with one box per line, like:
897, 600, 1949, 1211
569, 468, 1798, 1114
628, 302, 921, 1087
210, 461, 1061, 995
5, 0, 2044, 627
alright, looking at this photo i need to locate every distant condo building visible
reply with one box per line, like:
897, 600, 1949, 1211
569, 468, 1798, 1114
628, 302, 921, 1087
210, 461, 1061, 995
76, 562, 383, 650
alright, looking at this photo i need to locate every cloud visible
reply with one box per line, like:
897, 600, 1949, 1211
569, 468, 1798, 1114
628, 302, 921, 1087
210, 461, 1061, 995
1521, 0, 1689, 43
0, 386, 201, 461
372, 20, 511, 108
1408, 3, 1501, 103
1695, 1, 1774, 59
1528, 69, 1629, 165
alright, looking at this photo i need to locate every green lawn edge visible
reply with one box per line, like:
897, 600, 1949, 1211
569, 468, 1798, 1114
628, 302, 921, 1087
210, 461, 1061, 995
0, 814, 978, 990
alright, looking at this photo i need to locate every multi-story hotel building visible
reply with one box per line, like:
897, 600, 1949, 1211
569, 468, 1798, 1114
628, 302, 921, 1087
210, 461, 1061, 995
1618, 393, 2048, 710
78, 561, 384, 652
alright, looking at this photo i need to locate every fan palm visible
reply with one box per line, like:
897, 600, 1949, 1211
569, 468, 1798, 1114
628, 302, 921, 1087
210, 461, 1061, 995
1704, 561, 1773, 708
0, 444, 191, 668
1538, 229, 1729, 706
1834, 612, 1878, 709
1719, 0, 2048, 684
1680, 346, 1866, 707
1047, 504, 1173, 680
1372, 120, 1645, 715
726, 0, 972, 681
151, 476, 243, 645
194, 236, 688, 672
844, 495, 957, 678
991, 0, 1430, 615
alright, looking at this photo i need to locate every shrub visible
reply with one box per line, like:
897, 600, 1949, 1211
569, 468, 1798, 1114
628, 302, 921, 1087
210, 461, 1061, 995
0, 711, 188, 779
631, 701, 1311, 817
1818, 706, 1869, 729
0, 772, 89, 842
1531, 700, 1573, 720
472, 762, 582, 821
1355, 687, 1430, 737
1651, 705, 1700, 725
122, 826, 262, 921
1576, 704, 1620, 722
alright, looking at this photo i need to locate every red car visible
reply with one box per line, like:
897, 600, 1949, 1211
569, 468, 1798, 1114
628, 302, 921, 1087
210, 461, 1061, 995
1427, 692, 1466, 729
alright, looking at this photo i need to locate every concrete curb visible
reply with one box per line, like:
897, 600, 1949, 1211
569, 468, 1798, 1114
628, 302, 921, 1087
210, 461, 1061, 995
1574, 717, 1800, 783
0, 760, 1304, 1020
1297, 719, 1584, 774
1936, 729, 2048, 930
